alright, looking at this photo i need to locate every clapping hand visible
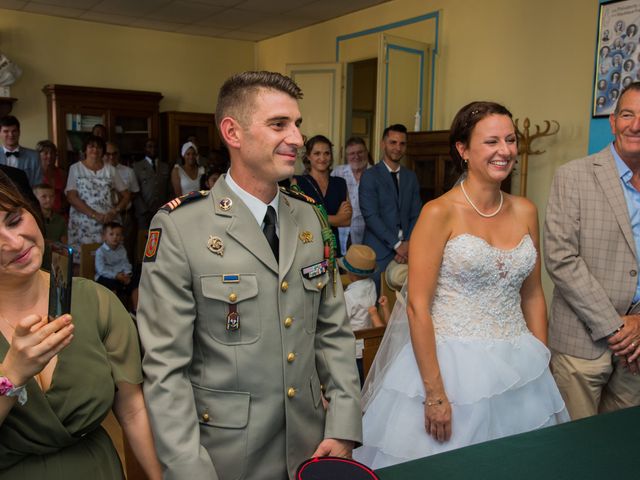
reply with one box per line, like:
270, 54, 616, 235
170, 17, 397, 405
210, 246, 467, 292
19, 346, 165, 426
2, 314, 74, 386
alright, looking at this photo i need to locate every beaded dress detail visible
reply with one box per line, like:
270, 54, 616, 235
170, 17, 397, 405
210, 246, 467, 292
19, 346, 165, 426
354, 234, 569, 469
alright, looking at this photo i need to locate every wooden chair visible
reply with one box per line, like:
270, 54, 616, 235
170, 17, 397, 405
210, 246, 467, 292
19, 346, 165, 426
79, 242, 101, 280
355, 326, 386, 378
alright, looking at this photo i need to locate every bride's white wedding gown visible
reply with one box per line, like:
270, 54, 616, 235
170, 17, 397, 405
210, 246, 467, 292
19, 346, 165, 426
354, 234, 569, 469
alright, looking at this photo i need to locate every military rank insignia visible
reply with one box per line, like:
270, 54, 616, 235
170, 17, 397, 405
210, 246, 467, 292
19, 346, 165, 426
301, 260, 328, 279
143, 228, 162, 263
160, 190, 209, 213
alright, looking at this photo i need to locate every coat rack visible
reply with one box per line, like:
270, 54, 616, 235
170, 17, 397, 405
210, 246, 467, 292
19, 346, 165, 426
514, 118, 560, 197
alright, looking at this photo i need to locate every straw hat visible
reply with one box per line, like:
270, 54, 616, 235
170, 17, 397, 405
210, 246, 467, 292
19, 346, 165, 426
338, 244, 377, 276
385, 259, 408, 291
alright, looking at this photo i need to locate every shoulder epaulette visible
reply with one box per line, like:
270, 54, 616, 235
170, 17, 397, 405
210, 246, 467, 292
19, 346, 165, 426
160, 190, 209, 213
280, 185, 317, 205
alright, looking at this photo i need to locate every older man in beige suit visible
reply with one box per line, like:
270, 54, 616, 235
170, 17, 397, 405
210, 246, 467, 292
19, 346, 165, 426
136, 72, 362, 480
544, 82, 640, 420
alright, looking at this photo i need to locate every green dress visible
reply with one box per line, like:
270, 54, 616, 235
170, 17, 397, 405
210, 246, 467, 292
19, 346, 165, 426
0, 277, 143, 478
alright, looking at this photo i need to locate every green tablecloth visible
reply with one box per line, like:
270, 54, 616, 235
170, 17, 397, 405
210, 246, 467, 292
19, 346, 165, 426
376, 406, 640, 479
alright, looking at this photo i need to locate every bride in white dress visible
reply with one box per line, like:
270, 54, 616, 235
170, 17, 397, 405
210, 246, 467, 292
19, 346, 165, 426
353, 101, 569, 469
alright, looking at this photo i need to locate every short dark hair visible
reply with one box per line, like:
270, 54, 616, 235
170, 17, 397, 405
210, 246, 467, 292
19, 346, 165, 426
0, 170, 44, 235
614, 81, 640, 114
215, 71, 303, 135
82, 134, 106, 154
0, 115, 20, 129
382, 124, 407, 139
449, 101, 513, 172
102, 221, 123, 233
36, 139, 57, 154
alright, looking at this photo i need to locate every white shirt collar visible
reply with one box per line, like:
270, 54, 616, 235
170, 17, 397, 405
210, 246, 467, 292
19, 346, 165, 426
224, 171, 279, 227
3, 146, 19, 153
382, 160, 400, 174
145, 156, 155, 165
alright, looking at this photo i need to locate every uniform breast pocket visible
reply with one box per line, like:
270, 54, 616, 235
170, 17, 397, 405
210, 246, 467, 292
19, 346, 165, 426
201, 274, 261, 345
300, 271, 329, 334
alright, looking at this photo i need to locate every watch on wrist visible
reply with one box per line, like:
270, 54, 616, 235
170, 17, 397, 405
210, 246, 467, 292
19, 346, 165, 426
0, 375, 28, 405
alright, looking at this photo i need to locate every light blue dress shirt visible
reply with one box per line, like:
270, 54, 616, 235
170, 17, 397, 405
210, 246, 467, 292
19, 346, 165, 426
611, 143, 640, 302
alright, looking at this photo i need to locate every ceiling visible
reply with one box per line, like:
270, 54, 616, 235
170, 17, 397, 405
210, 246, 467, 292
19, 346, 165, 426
0, 0, 390, 41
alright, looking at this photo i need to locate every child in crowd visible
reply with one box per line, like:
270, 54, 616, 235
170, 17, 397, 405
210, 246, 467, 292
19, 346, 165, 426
339, 244, 390, 384
33, 183, 67, 269
200, 164, 222, 190
95, 222, 139, 312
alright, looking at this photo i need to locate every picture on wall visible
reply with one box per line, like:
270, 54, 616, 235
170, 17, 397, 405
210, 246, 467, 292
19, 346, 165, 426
593, 0, 640, 117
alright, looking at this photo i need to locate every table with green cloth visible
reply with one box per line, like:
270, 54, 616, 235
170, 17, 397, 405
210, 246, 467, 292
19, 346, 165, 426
376, 406, 640, 479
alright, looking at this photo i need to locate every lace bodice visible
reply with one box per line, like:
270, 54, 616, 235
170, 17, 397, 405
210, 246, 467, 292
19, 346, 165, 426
431, 234, 535, 340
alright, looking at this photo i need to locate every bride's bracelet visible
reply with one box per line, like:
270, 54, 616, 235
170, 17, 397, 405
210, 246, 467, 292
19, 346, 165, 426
423, 398, 444, 407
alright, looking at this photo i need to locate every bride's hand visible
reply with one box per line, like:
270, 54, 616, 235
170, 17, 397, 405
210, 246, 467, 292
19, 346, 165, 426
424, 396, 452, 442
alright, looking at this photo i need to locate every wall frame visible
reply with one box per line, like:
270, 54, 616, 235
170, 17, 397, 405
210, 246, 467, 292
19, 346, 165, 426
593, 0, 640, 117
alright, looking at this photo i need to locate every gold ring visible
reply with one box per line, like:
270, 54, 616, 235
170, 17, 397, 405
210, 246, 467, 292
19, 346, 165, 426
632, 341, 637, 348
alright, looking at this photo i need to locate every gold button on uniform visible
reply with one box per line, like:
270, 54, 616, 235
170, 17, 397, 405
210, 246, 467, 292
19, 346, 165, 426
284, 317, 293, 328
316, 281, 323, 289
202, 412, 210, 422
287, 352, 296, 363
281, 281, 289, 292
228, 293, 237, 302
287, 387, 296, 398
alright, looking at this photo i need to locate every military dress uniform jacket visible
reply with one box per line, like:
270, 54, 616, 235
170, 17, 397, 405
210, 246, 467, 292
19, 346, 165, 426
137, 177, 362, 480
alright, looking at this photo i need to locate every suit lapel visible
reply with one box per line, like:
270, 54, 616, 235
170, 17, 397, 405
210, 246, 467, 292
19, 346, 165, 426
278, 195, 299, 280
214, 179, 279, 274
378, 162, 399, 207
594, 149, 637, 256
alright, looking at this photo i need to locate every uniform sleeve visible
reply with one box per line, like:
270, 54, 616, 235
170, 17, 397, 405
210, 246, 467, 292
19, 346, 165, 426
92, 280, 143, 384
135, 211, 218, 479
314, 272, 363, 444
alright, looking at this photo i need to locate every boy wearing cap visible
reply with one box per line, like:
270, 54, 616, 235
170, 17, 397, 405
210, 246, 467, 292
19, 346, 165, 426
339, 244, 389, 383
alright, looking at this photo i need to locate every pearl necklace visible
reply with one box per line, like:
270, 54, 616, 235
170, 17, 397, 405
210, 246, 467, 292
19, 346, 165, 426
460, 180, 503, 218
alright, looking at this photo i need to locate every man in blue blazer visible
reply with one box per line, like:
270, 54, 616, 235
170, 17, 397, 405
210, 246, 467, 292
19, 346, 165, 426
359, 124, 422, 290
0, 115, 42, 186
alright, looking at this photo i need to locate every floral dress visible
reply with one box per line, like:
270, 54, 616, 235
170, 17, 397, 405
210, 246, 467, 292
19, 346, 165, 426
65, 162, 126, 262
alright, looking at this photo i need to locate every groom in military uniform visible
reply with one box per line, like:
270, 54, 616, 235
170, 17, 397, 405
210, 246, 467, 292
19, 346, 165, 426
137, 71, 362, 480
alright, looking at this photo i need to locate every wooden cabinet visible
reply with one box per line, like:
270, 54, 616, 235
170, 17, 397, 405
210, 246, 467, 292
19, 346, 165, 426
406, 130, 510, 203
160, 111, 220, 165
43, 85, 163, 168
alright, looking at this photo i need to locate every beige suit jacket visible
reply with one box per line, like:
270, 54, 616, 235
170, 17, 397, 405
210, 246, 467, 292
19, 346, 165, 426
137, 177, 362, 480
544, 146, 638, 359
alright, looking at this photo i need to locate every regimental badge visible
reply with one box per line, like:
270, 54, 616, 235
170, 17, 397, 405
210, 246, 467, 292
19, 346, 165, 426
207, 236, 224, 256
226, 304, 240, 331
299, 231, 313, 244
219, 198, 232, 211
301, 260, 328, 279
143, 228, 162, 263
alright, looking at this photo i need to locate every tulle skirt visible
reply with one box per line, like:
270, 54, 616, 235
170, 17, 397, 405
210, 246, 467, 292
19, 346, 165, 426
353, 333, 570, 469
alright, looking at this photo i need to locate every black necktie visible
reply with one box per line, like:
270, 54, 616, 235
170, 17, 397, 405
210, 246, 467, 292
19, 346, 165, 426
5, 151, 19, 158
263, 206, 279, 262
390, 171, 399, 195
